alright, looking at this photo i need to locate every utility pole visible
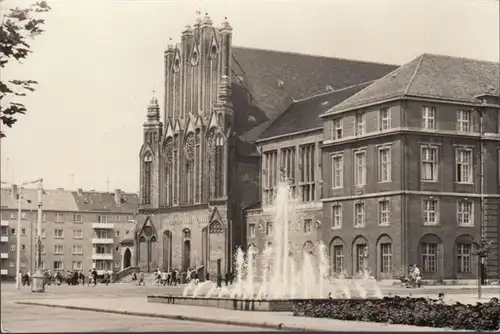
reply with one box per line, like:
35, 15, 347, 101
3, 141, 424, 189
478, 102, 486, 299
32, 179, 45, 293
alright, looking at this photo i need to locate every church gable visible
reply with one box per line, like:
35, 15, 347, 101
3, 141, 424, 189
138, 216, 158, 242
190, 40, 201, 66
139, 143, 155, 158
164, 119, 174, 139
173, 118, 182, 133
208, 207, 225, 227
184, 112, 197, 135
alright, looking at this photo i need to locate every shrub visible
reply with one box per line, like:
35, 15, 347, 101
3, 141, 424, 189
292, 296, 500, 331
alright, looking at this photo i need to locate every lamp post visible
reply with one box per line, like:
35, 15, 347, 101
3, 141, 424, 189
31, 179, 45, 292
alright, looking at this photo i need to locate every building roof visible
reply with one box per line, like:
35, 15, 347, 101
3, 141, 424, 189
120, 219, 141, 244
231, 47, 398, 141
71, 190, 139, 213
0, 187, 80, 211
259, 81, 373, 141
326, 53, 500, 114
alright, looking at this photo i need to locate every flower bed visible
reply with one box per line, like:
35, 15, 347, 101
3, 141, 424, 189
292, 296, 500, 331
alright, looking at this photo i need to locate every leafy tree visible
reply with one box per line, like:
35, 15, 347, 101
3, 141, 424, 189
0, 1, 50, 138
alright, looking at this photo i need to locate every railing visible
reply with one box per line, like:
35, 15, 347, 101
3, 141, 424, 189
0, 236, 8, 242
92, 253, 113, 260
0, 220, 8, 227
91, 238, 114, 244
0, 253, 8, 259
0, 269, 8, 275
114, 266, 140, 282
92, 223, 115, 229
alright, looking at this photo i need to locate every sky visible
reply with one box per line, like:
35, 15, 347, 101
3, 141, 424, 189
1, 0, 498, 193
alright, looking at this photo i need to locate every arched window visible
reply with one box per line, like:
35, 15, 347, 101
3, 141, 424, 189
185, 133, 195, 204
183, 228, 191, 239
173, 135, 179, 205
195, 129, 201, 203
214, 134, 225, 198
143, 154, 153, 205
165, 138, 173, 206
209, 221, 223, 234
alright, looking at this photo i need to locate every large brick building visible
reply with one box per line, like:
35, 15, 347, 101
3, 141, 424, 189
319, 54, 499, 281
123, 14, 396, 277
0, 186, 138, 279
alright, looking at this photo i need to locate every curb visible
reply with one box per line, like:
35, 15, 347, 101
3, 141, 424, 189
15, 301, 325, 332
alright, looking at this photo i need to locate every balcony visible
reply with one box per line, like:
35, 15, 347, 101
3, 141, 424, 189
1, 220, 8, 227
1, 253, 8, 259
0, 236, 8, 243
91, 238, 114, 244
1, 269, 7, 275
92, 223, 114, 229
92, 253, 113, 261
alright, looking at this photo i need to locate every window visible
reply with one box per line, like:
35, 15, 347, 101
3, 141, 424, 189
53, 261, 63, 270
115, 246, 119, 252
331, 205, 342, 229
299, 144, 315, 202
379, 108, 391, 130
10, 228, 15, 235
98, 215, 108, 224
21, 211, 27, 219
21, 244, 26, 251
333, 245, 344, 273
421, 243, 437, 272
423, 199, 438, 225
378, 200, 390, 226
9, 261, 14, 267
116, 215, 121, 222
303, 219, 312, 234
21, 228, 26, 236
457, 244, 472, 273
42, 213, 46, 222
263, 150, 278, 205
72, 261, 82, 270
280, 147, 296, 184
457, 201, 473, 226
266, 222, 273, 236
457, 110, 472, 132
40, 261, 45, 269
37, 228, 46, 238
54, 229, 64, 238
423, 106, 436, 129
20, 262, 26, 268
55, 213, 63, 222
378, 146, 391, 182
72, 229, 83, 239
54, 245, 64, 254
380, 243, 392, 273
116, 230, 120, 237
355, 244, 367, 273
456, 148, 473, 183
9, 245, 15, 252
72, 245, 83, 255
9, 212, 16, 219
355, 112, 365, 136
41, 245, 45, 254
248, 224, 255, 238
421, 146, 438, 181
332, 118, 342, 139
354, 150, 366, 186
331, 154, 343, 189
354, 202, 365, 227
96, 230, 108, 239
143, 154, 153, 205
125, 230, 129, 235
73, 214, 82, 222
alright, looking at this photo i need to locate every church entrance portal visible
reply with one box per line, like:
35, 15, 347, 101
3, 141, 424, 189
123, 248, 131, 268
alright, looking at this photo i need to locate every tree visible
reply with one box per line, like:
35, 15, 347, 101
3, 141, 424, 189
0, 1, 50, 138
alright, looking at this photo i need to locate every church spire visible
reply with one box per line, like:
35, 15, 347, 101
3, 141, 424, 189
146, 90, 160, 123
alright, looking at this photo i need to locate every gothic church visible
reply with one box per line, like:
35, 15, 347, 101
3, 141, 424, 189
120, 14, 396, 278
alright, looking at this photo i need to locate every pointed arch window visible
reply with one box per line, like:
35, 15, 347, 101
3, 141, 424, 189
195, 129, 202, 203
164, 138, 174, 206
143, 154, 153, 205
209, 131, 225, 199
173, 135, 179, 205
185, 133, 195, 204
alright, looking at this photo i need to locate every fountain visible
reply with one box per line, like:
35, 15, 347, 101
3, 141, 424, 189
148, 179, 383, 311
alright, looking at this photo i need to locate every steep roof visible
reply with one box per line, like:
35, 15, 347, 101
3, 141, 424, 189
259, 81, 373, 141
0, 187, 79, 211
120, 219, 142, 244
71, 190, 139, 213
327, 53, 500, 114
231, 47, 398, 141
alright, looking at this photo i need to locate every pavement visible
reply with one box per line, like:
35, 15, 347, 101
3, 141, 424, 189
2, 282, 499, 332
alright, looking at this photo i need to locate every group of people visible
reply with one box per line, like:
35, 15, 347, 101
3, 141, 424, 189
19, 269, 113, 288
400, 264, 422, 288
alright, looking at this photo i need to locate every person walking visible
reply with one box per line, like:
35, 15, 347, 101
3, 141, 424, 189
91, 268, 98, 287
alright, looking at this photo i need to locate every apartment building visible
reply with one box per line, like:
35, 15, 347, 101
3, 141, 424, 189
320, 54, 499, 281
0, 186, 139, 279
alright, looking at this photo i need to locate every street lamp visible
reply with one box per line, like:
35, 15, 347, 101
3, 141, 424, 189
31, 179, 45, 293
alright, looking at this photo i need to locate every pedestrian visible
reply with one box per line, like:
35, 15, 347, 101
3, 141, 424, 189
132, 272, 137, 285
104, 270, 110, 286
91, 268, 98, 287
138, 271, 145, 286
161, 271, 167, 286
171, 270, 177, 286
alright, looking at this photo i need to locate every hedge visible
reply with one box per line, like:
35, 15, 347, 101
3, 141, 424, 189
292, 296, 499, 331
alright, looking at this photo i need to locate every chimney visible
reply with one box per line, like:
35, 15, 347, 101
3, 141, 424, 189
77, 188, 83, 196
114, 189, 122, 205
11, 184, 18, 200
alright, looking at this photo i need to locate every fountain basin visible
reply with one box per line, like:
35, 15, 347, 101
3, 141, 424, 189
147, 295, 295, 312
